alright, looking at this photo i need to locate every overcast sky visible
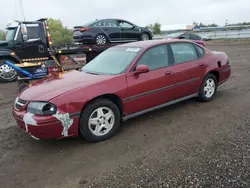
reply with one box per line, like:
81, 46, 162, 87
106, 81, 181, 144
0, 0, 250, 29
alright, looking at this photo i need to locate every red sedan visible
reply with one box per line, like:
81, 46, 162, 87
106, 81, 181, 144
12, 39, 231, 142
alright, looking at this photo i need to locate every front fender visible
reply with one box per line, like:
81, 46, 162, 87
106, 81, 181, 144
0, 50, 22, 63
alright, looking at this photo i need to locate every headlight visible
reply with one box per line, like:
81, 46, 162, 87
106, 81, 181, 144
27, 102, 57, 115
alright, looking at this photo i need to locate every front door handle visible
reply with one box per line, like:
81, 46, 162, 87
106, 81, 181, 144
165, 70, 172, 75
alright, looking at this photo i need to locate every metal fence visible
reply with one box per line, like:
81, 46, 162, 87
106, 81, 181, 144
154, 29, 250, 40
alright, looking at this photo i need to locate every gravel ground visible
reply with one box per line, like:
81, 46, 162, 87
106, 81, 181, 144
0, 44, 250, 188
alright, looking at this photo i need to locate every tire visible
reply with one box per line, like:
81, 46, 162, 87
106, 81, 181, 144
140, 33, 150, 41
95, 34, 108, 45
198, 73, 218, 102
0, 59, 18, 83
79, 98, 121, 142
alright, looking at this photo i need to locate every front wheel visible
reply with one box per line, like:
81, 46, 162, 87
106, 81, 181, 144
140, 33, 150, 41
0, 59, 18, 83
198, 74, 218, 102
79, 98, 121, 142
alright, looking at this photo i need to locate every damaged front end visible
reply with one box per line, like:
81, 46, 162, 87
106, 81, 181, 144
13, 98, 80, 140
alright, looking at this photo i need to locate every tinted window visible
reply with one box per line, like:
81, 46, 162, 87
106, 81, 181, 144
180, 33, 189, 39
118, 20, 133, 28
137, 45, 169, 71
94, 20, 105, 27
170, 43, 198, 64
27, 26, 39, 39
104, 19, 118, 27
81, 46, 142, 75
189, 34, 201, 40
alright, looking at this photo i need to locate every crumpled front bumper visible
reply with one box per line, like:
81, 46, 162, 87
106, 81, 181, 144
12, 108, 80, 140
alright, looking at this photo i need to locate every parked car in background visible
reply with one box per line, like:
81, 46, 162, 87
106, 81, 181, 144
12, 39, 231, 142
73, 18, 153, 44
165, 32, 206, 47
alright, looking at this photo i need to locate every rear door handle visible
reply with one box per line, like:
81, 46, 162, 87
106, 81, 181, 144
165, 70, 172, 75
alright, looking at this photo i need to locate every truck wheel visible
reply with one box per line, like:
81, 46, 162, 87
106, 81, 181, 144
79, 98, 121, 142
0, 59, 18, 83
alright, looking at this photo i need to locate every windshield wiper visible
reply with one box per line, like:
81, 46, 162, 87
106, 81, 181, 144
82, 70, 100, 75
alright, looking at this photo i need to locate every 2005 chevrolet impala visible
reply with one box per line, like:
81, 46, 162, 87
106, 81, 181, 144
12, 39, 231, 142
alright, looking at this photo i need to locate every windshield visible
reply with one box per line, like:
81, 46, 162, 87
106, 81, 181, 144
166, 32, 183, 38
5, 28, 17, 41
81, 46, 142, 75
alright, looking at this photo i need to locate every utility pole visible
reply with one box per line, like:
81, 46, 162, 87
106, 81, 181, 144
14, 0, 25, 21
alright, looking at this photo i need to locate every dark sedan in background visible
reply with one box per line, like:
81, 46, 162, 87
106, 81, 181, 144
165, 32, 206, 47
73, 18, 153, 44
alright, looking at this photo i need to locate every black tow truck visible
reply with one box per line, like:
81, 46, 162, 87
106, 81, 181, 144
0, 18, 125, 83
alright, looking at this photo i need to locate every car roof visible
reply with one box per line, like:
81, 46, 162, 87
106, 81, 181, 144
116, 39, 194, 48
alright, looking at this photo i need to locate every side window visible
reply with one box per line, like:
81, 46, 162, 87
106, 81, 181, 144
180, 33, 189, 39
194, 44, 205, 57
170, 43, 199, 64
26, 24, 39, 40
137, 45, 169, 71
94, 20, 105, 27
104, 19, 118, 27
118, 20, 133, 28
189, 34, 202, 40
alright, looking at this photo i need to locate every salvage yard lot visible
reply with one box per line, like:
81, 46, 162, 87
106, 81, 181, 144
1, 43, 250, 188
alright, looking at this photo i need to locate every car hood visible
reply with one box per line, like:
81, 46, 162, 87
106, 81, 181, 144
0, 40, 8, 48
19, 70, 114, 101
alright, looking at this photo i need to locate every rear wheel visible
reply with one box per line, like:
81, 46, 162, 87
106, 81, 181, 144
79, 98, 121, 142
198, 74, 217, 102
95, 34, 108, 45
0, 59, 17, 83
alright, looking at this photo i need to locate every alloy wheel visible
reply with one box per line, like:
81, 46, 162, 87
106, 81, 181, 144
96, 35, 107, 44
204, 78, 216, 98
141, 33, 149, 41
88, 107, 115, 136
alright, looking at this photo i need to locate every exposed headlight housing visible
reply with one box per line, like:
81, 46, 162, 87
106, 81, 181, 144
27, 102, 57, 115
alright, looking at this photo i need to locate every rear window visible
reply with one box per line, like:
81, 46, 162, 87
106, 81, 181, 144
189, 34, 202, 40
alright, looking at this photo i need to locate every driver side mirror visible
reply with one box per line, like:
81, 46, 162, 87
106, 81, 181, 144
133, 64, 149, 75
22, 34, 28, 42
20, 24, 28, 42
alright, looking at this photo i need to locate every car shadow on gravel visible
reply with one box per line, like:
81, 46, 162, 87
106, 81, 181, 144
0, 90, 227, 153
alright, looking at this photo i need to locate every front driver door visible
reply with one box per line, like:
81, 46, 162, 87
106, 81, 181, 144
124, 44, 175, 115
14, 23, 49, 60
118, 20, 141, 41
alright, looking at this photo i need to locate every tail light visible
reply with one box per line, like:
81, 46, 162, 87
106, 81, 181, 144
80, 27, 90, 32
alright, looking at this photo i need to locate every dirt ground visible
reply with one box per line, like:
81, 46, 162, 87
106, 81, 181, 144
1, 44, 250, 188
